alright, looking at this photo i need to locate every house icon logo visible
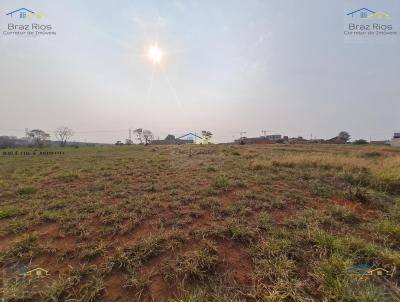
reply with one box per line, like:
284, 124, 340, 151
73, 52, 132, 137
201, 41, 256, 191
5, 8, 47, 19
346, 8, 390, 20
368, 11, 390, 21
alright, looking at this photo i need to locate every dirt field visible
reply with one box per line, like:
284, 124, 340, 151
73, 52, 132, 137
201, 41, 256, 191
1, 144, 400, 301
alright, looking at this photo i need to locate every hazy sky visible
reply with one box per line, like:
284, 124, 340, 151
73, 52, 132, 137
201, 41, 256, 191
0, 0, 399, 143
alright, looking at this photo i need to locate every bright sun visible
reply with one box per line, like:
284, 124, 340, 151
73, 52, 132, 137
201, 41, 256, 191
147, 45, 163, 64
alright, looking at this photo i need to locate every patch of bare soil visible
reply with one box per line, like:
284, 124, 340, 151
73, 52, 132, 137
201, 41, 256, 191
219, 187, 246, 208
217, 240, 253, 286
148, 275, 172, 302
333, 199, 378, 219
188, 211, 212, 231
36, 222, 59, 238
103, 272, 131, 302
111, 216, 159, 248
49, 234, 78, 251
270, 203, 299, 224
0, 234, 14, 251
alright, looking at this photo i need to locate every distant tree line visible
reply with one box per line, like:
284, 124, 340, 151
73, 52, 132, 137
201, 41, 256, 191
0, 126, 75, 149
0, 136, 26, 148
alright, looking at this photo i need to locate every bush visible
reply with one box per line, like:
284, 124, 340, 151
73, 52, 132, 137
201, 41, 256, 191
328, 205, 360, 225
211, 176, 228, 190
17, 187, 37, 195
226, 220, 255, 243
206, 166, 217, 172
353, 139, 368, 145
0, 207, 21, 219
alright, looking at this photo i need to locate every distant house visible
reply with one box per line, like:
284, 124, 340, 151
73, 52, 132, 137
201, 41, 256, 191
176, 133, 203, 144
288, 136, 309, 144
264, 134, 282, 141
347, 8, 375, 18
327, 136, 347, 144
390, 133, 400, 147
370, 141, 387, 145
234, 137, 272, 145
234, 134, 283, 145
6, 8, 35, 18
151, 134, 176, 145
309, 139, 325, 144
151, 133, 203, 145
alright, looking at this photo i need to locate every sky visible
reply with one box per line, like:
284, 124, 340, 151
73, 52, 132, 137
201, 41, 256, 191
0, 0, 399, 143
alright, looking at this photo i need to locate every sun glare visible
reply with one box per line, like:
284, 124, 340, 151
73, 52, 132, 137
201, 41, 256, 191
147, 45, 163, 64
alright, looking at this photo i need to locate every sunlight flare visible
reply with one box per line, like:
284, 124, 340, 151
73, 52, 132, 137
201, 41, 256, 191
147, 44, 163, 64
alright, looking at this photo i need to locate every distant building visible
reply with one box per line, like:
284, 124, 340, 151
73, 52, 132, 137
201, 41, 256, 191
234, 134, 283, 145
264, 134, 282, 141
176, 133, 203, 144
231, 134, 331, 145
234, 137, 272, 144
309, 139, 325, 144
288, 136, 309, 144
391, 133, 400, 147
370, 141, 387, 145
151, 133, 203, 145
327, 136, 347, 144
151, 134, 177, 145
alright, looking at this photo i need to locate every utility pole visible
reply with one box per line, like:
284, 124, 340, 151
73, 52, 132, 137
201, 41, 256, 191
129, 128, 132, 141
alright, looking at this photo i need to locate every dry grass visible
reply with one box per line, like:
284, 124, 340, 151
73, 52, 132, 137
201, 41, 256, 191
0, 144, 399, 301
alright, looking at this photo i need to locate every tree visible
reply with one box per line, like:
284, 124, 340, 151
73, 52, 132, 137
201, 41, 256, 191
133, 128, 143, 144
353, 139, 368, 145
133, 128, 154, 145
54, 126, 74, 147
338, 131, 351, 143
165, 134, 175, 141
201, 130, 213, 144
142, 130, 154, 145
27, 129, 50, 147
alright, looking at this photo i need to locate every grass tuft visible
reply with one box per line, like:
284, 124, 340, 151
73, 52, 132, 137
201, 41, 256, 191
17, 186, 36, 195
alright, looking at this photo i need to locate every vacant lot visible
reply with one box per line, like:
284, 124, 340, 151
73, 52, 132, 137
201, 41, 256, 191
1, 144, 400, 301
